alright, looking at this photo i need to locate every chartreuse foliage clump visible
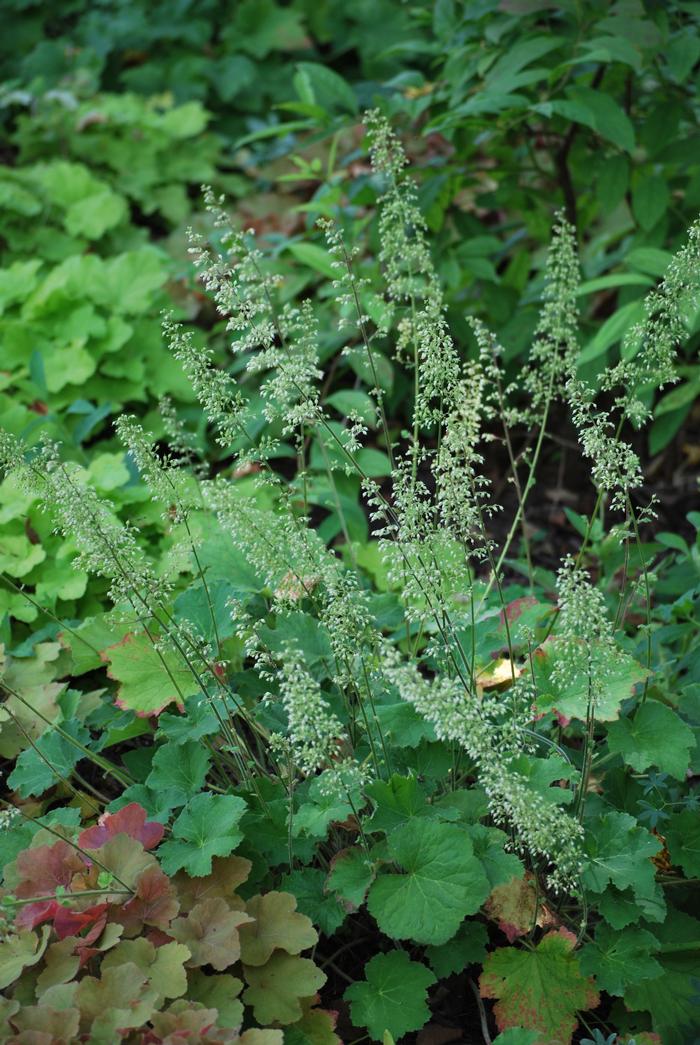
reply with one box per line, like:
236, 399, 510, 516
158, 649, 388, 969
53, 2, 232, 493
0, 803, 330, 1042
1, 108, 700, 1045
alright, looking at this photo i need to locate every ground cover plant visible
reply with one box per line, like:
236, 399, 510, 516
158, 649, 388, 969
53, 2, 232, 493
1, 102, 700, 1044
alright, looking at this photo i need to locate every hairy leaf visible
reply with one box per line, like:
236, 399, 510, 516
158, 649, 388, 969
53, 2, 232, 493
606, 702, 695, 780
170, 897, 252, 970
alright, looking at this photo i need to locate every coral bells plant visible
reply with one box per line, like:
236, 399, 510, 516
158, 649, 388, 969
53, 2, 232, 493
0, 803, 330, 1043
1, 112, 700, 1043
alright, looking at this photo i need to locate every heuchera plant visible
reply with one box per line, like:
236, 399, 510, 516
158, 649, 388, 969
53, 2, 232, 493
1, 111, 699, 1044
0, 803, 333, 1044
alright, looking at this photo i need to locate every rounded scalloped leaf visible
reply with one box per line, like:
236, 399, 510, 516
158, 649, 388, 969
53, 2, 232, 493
100, 938, 190, 1000
664, 810, 700, 878
366, 819, 490, 945
102, 631, 200, 716
531, 637, 647, 722
78, 802, 164, 850
243, 953, 326, 1026
239, 892, 318, 966
170, 897, 253, 971
484, 874, 539, 942
345, 950, 435, 1042
158, 793, 247, 877
606, 701, 695, 781
0, 926, 51, 990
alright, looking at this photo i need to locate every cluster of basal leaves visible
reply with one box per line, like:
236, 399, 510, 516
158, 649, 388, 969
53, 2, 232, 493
0, 802, 332, 1042
1, 101, 700, 1045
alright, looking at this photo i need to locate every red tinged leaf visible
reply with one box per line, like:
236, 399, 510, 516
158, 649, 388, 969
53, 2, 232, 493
102, 632, 198, 716
53, 904, 109, 941
79, 803, 164, 851
15, 899, 60, 931
119, 865, 180, 933
15, 840, 85, 899
500, 596, 538, 625
480, 929, 599, 1043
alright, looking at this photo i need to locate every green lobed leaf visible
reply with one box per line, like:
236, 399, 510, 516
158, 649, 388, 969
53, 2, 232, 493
366, 819, 490, 945
345, 950, 435, 1042
578, 925, 662, 997
480, 929, 599, 1042
104, 631, 201, 716
606, 701, 695, 780
145, 740, 211, 807
158, 792, 247, 876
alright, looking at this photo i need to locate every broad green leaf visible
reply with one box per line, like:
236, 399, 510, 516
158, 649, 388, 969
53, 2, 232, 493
173, 580, 240, 644
239, 891, 318, 965
64, 190, 127, 239
531, 637, 647, 721
8, 721, 89, 797
146, 740, 211, 806
187, 971, 244, 1029
664, 810, 700, 877
579, 925, 661, 996
104, 631, 201, 716
0, 533, 46, 578
0, 260, 42, 314
156, 697, 220, 746
480, 930, 599, 1042
75, 962, 158, 1038
367, 819, 490, 945
372, 702, 436, 749
578, 300, 645, 364
627, 246, 673, 277
633, 173, 670, 230
169, 898, 252, 970
96, 248, 168, 314
286, 241, 336, 279
606, 701, 695, 780
365, 774, 431, 833
492, 1032, 540, 1045
582, 811, 660, 899
327, 847, 375, 908
656, 379, 700, 423
425, 919, 488, 978
467, 825, 525, 889
564, 85, 635, 151
292, 775, 354, 839
598, 883, 666, 930
158, 792, 247, 876
101, 939, 189, 999
345, 951, 435, 1042
666, 27, 700, 82
597, 154, 629, 211
326, 390, 377, 426
279, 868, 346, 936
0, 927, 50, 990
624, 908, 700, 1045
577, 273, 653, 295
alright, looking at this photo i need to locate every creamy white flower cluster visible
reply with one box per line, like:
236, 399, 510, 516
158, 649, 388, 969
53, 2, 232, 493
382, 647, 584, 889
